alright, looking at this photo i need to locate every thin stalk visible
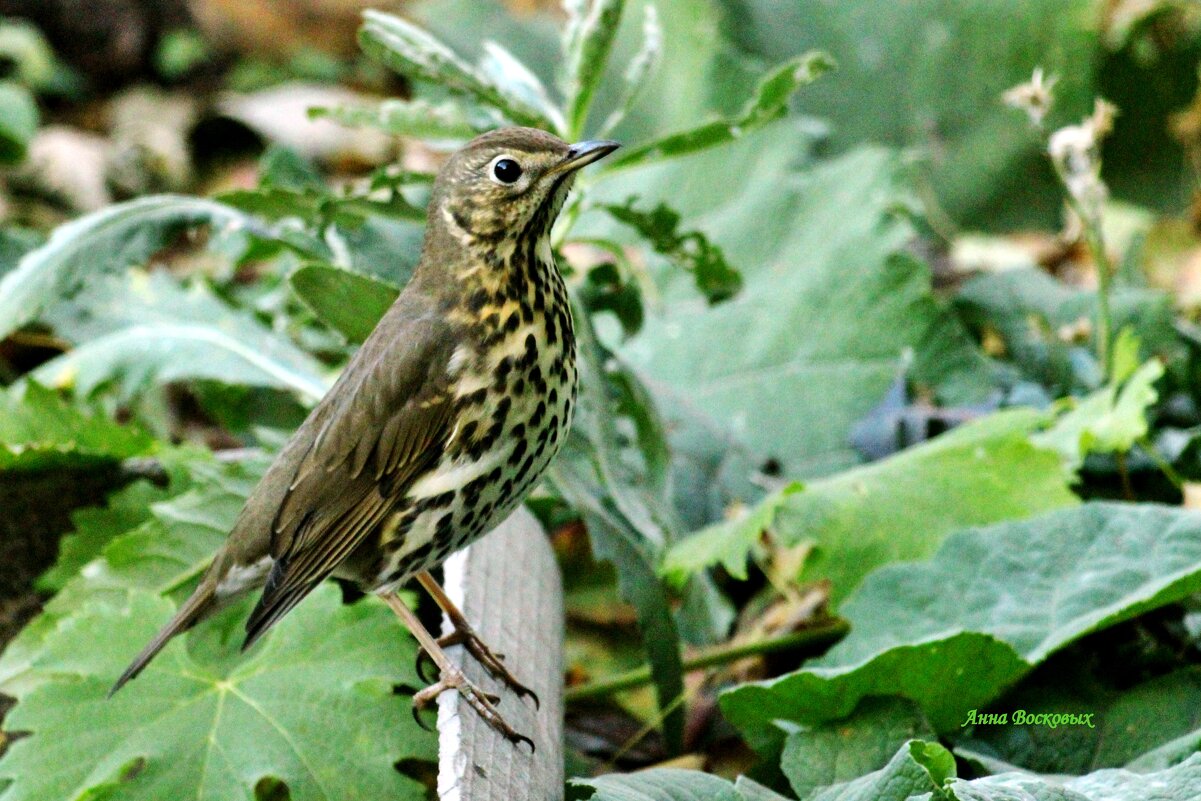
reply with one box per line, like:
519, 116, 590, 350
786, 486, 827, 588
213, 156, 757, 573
1138, 436, 1185, 490
1081, 213, 1114, 379
565, 619, 849, 702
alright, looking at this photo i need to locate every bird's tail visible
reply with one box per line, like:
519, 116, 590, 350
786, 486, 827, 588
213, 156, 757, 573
109, 582, 216, 696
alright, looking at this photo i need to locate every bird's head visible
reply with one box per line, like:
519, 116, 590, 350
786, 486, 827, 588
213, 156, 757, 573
429, 127, 618, 247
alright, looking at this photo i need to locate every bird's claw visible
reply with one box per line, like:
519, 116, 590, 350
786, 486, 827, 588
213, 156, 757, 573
436, 628, 540, 709
411, 667, 534, 750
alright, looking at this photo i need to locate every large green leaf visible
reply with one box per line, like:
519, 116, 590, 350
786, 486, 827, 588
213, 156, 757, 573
0, 196, 257, 341
662, 409, 1078, 599
721, 503, 1201, 749
949, 754, 1201, 800
574, 767, 760, 801
289, 264, 400, 345
0, 383, 155, 472
781, 697, 935, 800
0, 454, 267, 698
724, 0, 1100, 230
783, 409, 1077, 601
620, 146, 993, 477
31, 272, 329, 402
0, 588, 434, 801
35, 479, 173, 593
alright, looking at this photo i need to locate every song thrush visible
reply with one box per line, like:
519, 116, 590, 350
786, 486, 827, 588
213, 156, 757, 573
112, 127, 619, 748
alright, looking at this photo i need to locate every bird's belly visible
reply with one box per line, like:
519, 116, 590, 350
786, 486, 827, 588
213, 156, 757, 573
364, 338, 576, 592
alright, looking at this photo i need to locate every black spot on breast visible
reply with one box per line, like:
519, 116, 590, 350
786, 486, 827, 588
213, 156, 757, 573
505, 310, 520, 332
513, 379, 525, 395
468, 288, 489, 312
531, 401, 546, 427
511, 423, 526, 439
521, 334, 537, 367
509, 439, 527, 465
522, 304, 534, 324
530, 365, 545, 394
461, 387, 488, 407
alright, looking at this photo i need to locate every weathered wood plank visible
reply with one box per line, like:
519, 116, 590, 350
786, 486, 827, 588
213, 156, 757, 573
436, 506, 564, 800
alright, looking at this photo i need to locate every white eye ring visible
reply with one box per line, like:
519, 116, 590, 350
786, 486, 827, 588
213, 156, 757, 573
488, 154, 524, 185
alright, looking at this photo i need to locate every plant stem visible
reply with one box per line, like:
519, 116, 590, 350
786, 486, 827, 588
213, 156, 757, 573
565, 618, 849, 702
1081, 212, 1114, 379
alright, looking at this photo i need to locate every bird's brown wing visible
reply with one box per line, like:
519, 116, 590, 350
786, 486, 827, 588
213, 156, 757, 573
242, 300, 458, 648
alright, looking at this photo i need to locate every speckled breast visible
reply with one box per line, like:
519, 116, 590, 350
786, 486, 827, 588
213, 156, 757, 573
366, 256, 577, 592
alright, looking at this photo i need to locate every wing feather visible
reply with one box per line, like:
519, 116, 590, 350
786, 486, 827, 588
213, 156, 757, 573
242, 298, 458, 647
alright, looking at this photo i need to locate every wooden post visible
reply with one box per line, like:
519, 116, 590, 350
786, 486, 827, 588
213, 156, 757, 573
435, 506, 564, 799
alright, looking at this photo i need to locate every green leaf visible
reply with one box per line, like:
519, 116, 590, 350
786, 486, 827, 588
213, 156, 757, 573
721, 503, 1201, 749
806, 740, 954, 801
947, 754, 1201, 800
35, 479, 173, 593
603, 51, 833, 171
0, 80, 38, 164
781, 697, 936, 799
0, 383, 155, 473
603, 198, 742, 303
1032, 359, 1163, 471
620, 147, 994, 478
0, 587, 435, 801
597, 4, 662, 137
309, 98, 480, 140
359, 9, 555, 130
660, 482, 802, 584
663, 409, 1077, 596
0, 453, 268, 698
574, 767, 741, 801
958, 664, 1201, 776
560, 0, 627, 138
0, 195, 257, 342
786, 408, 1078, 602
30, 273, 330, 403
290, 264, 400, 344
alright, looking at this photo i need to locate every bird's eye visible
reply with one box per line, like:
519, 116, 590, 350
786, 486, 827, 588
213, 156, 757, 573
492, 158, 523, 184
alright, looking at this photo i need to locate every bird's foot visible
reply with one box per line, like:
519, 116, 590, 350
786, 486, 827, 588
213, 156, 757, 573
412, 666, 535, 751
416, 624, 540, 708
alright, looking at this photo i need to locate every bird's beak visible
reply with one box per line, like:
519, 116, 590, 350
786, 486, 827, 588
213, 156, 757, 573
552, 139, 621, 175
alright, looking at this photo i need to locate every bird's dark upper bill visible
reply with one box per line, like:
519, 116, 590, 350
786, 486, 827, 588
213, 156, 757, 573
554, 139, 620, 173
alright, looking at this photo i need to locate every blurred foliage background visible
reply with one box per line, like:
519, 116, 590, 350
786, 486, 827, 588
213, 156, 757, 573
2, 1, 1201, 800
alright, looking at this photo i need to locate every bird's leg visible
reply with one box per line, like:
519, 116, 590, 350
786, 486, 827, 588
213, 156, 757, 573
415, 571, 539, 708
382, 592, 534, 751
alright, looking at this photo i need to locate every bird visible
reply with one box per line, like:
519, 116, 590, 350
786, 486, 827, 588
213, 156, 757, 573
110, 127, 619, 748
